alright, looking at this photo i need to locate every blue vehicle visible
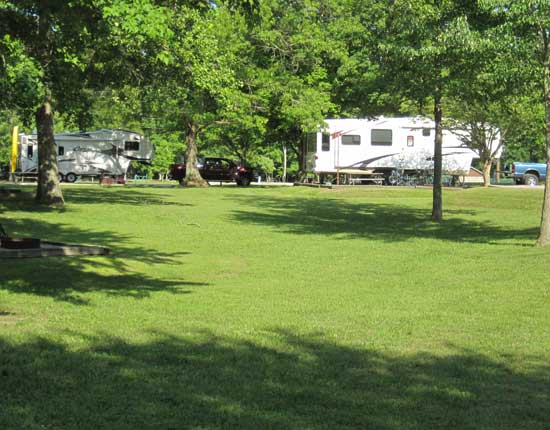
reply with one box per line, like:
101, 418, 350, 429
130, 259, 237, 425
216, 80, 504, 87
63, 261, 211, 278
512, 162, 547, 186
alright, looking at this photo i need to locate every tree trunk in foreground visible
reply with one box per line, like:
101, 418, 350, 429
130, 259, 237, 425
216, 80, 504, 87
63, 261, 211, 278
431, 90, 443, 222
538, 158, 550, 246
35, 95, 64, 205
482, 158, 492, 188
537, 33, 550, 246
182, 123, 208, 187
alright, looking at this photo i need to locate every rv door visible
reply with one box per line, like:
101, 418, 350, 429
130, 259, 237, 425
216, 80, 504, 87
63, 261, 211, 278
304, 133, 317, 173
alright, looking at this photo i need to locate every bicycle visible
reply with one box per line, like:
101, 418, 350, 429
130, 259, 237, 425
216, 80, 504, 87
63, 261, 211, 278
388, 169, 417, 187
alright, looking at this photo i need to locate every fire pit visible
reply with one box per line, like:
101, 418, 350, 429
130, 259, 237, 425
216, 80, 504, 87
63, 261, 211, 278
0, 223, 109, 258
0, 238, 41, 249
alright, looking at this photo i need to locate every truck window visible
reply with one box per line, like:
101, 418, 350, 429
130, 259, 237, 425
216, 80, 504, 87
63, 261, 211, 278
371, 129, 392, 146
342, 135, 361, 145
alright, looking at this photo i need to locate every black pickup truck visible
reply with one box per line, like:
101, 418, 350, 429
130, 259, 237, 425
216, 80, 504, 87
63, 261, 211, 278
170, 157, 254, 186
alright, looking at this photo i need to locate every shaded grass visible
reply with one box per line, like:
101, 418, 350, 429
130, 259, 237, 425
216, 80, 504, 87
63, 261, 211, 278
1, 185, 550, 429
1, 331, 549, 430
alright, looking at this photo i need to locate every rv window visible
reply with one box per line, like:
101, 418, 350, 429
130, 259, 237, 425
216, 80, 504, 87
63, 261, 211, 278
27, 145, 33, 159
322, 133, 330, 151
342, 135, 361, 145
407, 136, 414, 147
371, 129, 392, 146
58, 146, 64, 156
423, 128, 431, 137
124, 141, 140, 151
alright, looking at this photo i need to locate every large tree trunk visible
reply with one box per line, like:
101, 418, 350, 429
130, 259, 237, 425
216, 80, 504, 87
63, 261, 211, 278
431, 89, 443, 222
537, 33, 550, 246
482, 158, 492, 188
290, 138, 306, 182
35, 95, 64, 205
538, 158, 550, 246
182, 122, 208, 187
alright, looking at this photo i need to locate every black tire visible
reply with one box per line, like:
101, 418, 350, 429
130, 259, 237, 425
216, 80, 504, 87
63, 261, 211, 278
58, 173, 64, 182
238, 176, 251, 187
524, 173, 538, 186
65, 172, 77, 183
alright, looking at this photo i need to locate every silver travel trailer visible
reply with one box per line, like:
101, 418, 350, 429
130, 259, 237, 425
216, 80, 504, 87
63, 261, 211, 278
16, 129, 154, 182
304, 117, 499, 183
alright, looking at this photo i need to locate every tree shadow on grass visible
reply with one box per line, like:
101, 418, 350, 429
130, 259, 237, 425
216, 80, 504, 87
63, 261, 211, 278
63, 187, 192, 207
228, 195, 538, 245
0, 329, 548, 429
0, 217, 207, 305
0, 186, 191, 210
1, 259, 204, 305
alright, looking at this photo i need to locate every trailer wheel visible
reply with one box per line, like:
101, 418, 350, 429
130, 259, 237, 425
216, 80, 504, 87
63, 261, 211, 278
65, 172, 78, 183
58, 173, 64, 182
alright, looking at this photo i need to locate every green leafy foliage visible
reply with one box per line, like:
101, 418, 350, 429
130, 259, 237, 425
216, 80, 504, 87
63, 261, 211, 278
0, 36, 42, 123
0, 0, 548, 193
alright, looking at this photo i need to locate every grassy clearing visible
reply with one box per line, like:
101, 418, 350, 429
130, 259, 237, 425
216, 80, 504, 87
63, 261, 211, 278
1, 184, 549, 429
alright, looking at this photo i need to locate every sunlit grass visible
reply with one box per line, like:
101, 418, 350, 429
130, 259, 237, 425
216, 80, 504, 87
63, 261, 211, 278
1, 185, 549, 429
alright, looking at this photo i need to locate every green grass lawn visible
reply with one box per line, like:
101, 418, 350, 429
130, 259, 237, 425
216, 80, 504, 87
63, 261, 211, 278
1, 184, 549, 429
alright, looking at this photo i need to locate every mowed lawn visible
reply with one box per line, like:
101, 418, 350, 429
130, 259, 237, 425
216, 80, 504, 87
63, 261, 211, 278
1, 184, 549, 429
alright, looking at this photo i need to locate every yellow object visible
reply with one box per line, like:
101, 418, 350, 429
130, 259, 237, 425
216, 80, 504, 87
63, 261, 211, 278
10, 126, 19, 173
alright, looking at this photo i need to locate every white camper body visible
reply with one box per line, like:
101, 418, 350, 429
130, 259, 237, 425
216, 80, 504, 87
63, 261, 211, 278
305, 117, 494, 180
17, 129, 153, 182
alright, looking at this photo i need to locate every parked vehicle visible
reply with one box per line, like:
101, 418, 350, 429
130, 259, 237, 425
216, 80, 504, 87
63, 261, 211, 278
170, 157, 254, 186
512, 162, 547, 185
304, 116, 502, 184
15, 129, 154, 182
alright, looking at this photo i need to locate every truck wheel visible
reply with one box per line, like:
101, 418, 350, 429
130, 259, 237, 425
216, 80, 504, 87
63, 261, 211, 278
65, 172, 77, 183
238, 176, 250, 187
524, 173, 538, 186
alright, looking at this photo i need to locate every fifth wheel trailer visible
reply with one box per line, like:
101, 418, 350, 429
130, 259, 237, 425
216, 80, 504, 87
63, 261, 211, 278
15, 129, 154, 182
304, 117, 501, 184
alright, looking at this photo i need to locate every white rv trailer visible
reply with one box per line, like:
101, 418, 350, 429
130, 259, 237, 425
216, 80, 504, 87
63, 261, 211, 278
304, 117, 498, 183
16, 129, 154, 182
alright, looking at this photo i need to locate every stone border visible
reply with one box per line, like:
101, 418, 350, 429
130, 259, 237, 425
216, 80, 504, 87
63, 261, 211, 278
0, 241, 110, 259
